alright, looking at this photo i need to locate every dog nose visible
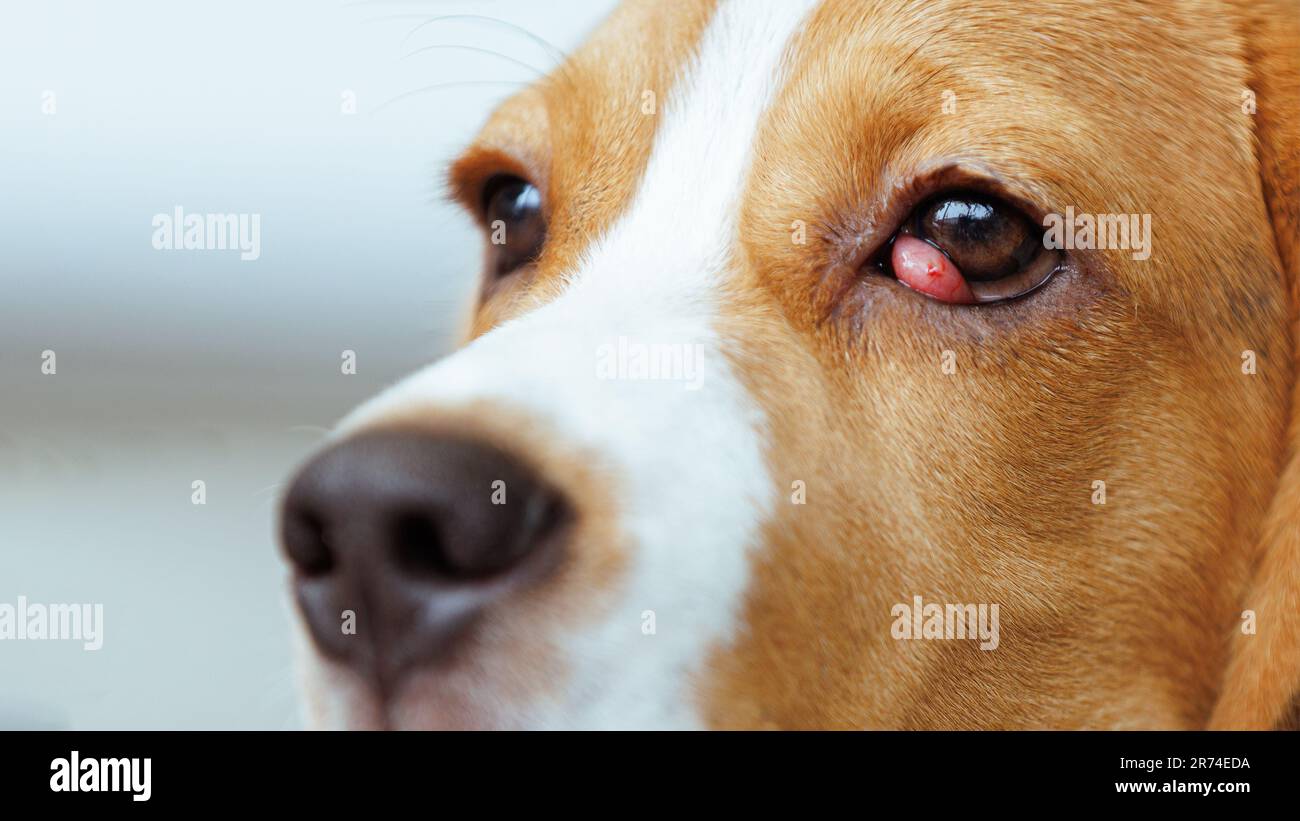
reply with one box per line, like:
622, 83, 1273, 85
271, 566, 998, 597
279, 429, 570, 688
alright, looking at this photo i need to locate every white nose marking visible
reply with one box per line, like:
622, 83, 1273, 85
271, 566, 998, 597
335, 0, 823, 729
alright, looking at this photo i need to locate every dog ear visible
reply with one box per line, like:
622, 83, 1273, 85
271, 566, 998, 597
1210, 0, 1300, 730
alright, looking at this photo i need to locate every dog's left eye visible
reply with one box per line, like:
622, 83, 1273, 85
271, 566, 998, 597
482, 175, 545, 278
873, 193, 1060, 304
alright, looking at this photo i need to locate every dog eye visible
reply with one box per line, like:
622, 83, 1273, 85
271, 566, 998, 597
482, 175, 545, 278
877, 193, 1060, 304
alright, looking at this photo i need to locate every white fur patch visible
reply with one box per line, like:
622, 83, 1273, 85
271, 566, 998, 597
325, 0, 821, 729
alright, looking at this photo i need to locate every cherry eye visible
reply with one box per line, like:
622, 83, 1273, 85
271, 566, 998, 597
881, 192, 1060, 304
891, 235, 974, 303
482, 175, 545, 278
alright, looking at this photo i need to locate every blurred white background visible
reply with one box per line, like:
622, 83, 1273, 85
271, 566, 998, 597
0, 0, 617, 729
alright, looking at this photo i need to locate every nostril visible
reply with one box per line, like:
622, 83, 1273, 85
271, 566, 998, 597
483, 487, 572, 574
390, 510, 452, 579
524, 490, 571, 549
387, 487, 572, 582
282, 511, 335, 578
279, 429, 577, 680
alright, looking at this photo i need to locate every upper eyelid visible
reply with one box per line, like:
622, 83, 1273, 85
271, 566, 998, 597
480, 174, 521, 212
839, 164, 1056, 270
890, 174, 1051, 238
446, 147, 541, 225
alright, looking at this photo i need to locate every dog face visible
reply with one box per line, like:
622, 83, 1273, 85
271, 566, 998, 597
281, 0, 1300, 728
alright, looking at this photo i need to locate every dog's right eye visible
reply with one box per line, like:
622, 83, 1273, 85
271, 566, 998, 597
482, 175, 545, 278
868, 191, 1061, 304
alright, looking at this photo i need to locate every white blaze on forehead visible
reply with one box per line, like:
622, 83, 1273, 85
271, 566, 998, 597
337, 0, 822, 728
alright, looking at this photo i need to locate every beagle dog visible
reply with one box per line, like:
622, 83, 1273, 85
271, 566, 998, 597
280, 0, 1300, 729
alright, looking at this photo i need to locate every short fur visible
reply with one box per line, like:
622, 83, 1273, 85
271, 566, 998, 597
294, 0, 1300, 729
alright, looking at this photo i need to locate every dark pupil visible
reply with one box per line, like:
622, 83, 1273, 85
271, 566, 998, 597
921, 196, 1035, 281
490, 180, 541, 224
485, 178, 544, 277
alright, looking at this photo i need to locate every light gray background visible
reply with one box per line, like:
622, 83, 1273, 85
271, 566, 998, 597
0, 0, 618, 729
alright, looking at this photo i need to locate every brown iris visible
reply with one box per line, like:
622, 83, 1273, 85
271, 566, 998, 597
915, 195, 1040, 282
482, 175, 546, 279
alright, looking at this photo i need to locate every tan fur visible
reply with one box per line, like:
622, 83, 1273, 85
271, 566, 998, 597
426, 0, 1299, 728
1210, 0, 1300, 730
674, 0, 1299, 729
447, 0, 717, 337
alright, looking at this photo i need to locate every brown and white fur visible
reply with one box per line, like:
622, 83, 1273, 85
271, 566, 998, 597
288, 0, 1300, 729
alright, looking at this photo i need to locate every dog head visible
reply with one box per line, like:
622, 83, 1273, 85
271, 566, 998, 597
280, 0, 1300, 729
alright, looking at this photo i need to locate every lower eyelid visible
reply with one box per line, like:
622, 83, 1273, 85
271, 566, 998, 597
968, 249, 1062, 302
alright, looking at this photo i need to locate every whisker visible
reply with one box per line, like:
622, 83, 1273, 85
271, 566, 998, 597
399, 43, 546, 77
340, 0, 472, 8
257, 481, 288, 498
399, 14, 567, 66
358, 13, 453, 26
371, 80, 530, 116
